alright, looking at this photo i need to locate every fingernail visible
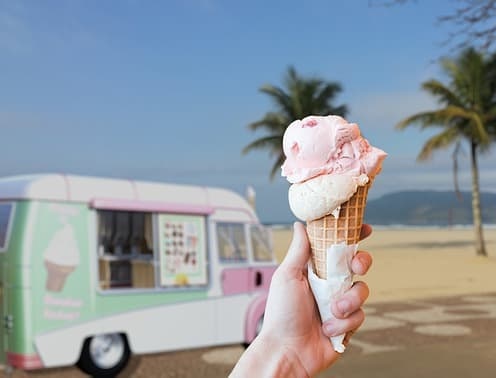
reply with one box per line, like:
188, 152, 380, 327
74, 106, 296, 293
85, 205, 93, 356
337, 299, 351, 317
324, 322, 337, 336
356, 254, 365, 265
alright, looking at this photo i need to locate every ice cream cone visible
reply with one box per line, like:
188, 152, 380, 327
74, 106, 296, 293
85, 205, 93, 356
45, 261, 76, 292
281, 115, 386, 353
306, 182, 371, 279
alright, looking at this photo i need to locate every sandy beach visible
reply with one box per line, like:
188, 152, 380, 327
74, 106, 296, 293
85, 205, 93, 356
7, 225, 496, 378
271, 225, 496, 303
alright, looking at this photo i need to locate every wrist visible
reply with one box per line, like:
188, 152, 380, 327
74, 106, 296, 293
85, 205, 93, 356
230, 334, 309, 378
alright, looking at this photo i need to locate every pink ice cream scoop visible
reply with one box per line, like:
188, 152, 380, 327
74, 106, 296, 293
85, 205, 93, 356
281, 115, 386, 184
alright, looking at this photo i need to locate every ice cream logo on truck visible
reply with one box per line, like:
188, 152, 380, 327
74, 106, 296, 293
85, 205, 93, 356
0, 174, 277, 377
43, 224, 80, 293
40, 205, 85, 323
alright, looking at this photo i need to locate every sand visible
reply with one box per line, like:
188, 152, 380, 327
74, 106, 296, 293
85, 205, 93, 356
271, 225, 496, 303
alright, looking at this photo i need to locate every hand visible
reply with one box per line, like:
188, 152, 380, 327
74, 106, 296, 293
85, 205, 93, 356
258, 222, 372, 376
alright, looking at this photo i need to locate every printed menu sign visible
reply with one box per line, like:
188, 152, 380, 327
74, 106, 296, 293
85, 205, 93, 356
158, 214, 207, 286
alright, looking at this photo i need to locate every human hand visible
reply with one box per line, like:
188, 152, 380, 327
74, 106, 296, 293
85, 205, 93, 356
257, 222, 372, 376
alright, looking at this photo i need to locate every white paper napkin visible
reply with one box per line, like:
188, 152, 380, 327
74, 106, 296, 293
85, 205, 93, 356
307, 243, 358, 353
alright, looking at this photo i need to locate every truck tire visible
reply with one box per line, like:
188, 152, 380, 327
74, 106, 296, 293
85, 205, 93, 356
77, 333, 130, 377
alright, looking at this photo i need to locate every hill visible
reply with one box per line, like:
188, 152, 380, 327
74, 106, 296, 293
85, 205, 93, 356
364, 190, 496, 226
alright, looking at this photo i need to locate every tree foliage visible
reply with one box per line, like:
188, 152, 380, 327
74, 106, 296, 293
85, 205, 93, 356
396, 48, 496, 256
243, 67, 347, 179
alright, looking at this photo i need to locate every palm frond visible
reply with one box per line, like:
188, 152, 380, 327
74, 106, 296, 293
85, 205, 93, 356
417, 128, 460, 160
396, 105, 485, 135
247, 112, 288, 132
242, 135, 282, 155
421, 80, 463, 106
269, 153, 286, 180
395, 110, 452, 130
328, 104, 348, 118
313, 83, 344, 114
470, 112, 491, 145
259, 85, 292, 112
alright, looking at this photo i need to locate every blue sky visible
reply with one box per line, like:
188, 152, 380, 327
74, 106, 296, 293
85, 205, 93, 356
1, 0, 495, 223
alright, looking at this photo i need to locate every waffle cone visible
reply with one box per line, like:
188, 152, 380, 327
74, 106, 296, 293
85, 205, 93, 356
44, 261, 76, 292
306, 182, 371, 279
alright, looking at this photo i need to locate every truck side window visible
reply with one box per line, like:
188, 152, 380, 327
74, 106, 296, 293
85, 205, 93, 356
217, 223, 247, 262
250, 225, 273, 262
97, 210, 154, 290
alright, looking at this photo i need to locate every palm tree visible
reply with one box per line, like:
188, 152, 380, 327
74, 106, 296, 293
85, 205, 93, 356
396, 48, 496, 257
243, 66, 347, 179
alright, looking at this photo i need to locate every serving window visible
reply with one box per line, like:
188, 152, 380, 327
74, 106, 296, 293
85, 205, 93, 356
97, 209, 209, 291
97, 210, 154, 290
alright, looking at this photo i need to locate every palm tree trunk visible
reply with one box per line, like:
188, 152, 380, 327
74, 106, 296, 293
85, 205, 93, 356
470, 141, 487, 257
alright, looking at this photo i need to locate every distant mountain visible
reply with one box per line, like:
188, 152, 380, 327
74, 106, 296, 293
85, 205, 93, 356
364, 190, 496, 226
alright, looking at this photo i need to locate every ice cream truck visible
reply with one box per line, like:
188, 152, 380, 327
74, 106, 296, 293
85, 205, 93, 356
0, 174, 277, 376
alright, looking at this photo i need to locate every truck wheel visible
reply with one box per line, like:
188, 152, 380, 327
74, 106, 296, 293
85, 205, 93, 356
77, 333, 130, 377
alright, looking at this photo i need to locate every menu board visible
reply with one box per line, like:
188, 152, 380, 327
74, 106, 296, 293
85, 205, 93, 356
158, 214, 207, 286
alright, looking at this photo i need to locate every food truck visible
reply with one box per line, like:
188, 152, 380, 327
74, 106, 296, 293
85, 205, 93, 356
0, 174, 277, 376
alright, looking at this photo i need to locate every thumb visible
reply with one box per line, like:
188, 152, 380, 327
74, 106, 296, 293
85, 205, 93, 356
280, 222, 311, 271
